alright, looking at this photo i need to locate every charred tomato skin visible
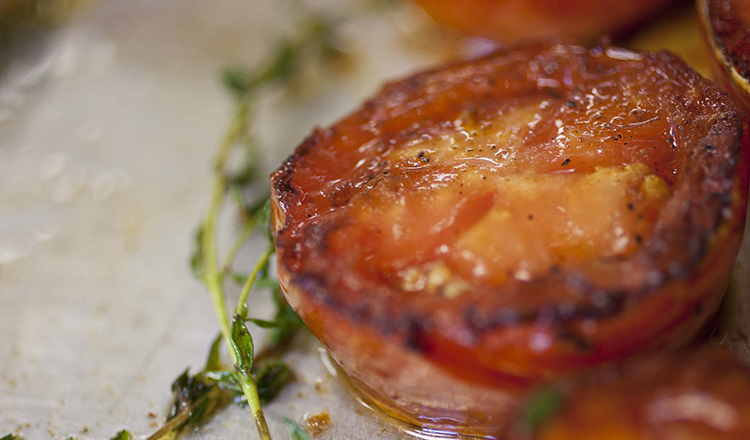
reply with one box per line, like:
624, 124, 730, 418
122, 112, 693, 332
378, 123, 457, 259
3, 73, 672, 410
271, 41, 749, 435
413, 0, 675, 44
506, 349, 750, 440
700, 0, 750, 114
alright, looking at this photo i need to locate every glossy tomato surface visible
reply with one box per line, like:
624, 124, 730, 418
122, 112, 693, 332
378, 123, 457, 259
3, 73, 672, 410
413, 0, 675, 44
271, 41, 749, 436
506, 349, 750, 440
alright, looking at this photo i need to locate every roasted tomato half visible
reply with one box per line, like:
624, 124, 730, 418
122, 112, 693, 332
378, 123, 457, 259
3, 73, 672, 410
413, 0, 674, 44
271, 41, 749, 436
700, 0, 750, 114
506, 349, 750, 439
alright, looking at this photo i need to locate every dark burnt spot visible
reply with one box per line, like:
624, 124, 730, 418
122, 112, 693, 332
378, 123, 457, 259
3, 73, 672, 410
694, 302, 704, 316
561, 158, 571, 166
544, 88, 563, 99
557, 328, 593, 351
465, 305, 523, 329
402, 318, 434, 352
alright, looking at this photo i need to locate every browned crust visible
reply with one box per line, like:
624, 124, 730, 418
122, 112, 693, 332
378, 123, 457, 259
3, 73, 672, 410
705, 0, 750, 81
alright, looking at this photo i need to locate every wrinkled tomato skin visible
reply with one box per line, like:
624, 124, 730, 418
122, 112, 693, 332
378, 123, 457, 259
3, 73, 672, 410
413, 0, 674, 44
272, 42, 749, 436
506, 349, 750, 440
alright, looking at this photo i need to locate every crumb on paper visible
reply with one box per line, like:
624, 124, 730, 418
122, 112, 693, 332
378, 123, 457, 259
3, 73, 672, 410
305, 412, 331, 436
314, 379, 328, 394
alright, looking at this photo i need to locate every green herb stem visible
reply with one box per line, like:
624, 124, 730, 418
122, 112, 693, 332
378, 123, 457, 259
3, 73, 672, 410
201, 99, 251, 345
222, 218, 257, 275
236, 245, 275, 316
242, 378, 271, 440
199, 96, 272, 440
146, 410, 189, 440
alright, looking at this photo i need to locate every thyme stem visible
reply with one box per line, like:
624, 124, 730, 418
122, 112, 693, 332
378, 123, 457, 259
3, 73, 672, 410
146, 411, 188, 440
242, 377, 271, 440
236, 245, 275, 315
222, 219, 257, 275
201, 100, 252, 349
199, 96, 272, 440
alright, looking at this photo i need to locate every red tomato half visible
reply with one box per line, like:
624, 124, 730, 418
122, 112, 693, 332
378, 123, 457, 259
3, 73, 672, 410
271, 41, 749, 436
414, 0, 675, 44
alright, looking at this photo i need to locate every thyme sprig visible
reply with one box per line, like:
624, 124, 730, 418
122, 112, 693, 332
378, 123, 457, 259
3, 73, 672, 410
170, 11, 346, 440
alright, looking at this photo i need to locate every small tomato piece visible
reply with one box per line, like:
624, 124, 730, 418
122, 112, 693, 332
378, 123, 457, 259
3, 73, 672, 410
271, 41, 749, 436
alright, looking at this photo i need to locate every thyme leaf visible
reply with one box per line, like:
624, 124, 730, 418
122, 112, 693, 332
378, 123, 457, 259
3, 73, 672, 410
205, 333, 223, 372
230, 314, 255, 377
517, 387, 565, 434
256, 359, 295, 405
189, 226, 205, 279
222, 40, 297, 100
1, 435, 22, 440
109, 430, 133, 440
168, 368, 213, 422
282, 418, 312, 440
246, 317, 280, 329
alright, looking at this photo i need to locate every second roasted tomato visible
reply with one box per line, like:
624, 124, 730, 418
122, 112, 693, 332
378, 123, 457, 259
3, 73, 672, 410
413, 0, 675, 44
272, 41, 749, 435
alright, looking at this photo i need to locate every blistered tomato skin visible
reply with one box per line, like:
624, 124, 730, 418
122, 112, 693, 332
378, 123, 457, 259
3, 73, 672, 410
506, 350, 750, 440
413, 0, 674, 44
272, 42, 749, 435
